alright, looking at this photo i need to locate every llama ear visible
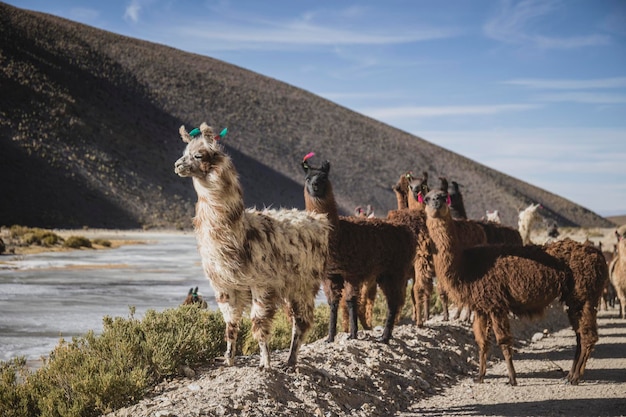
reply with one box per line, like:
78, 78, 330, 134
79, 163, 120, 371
321, 160, 330, 173
446, 194, 451, 206
180, 125, 193, 143
302, 152, 315, 172
199, 122, 216, 141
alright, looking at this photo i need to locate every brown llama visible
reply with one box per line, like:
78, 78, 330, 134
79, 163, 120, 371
174, 123, 331, 369
182, 287, 208, 309
423, 189, 607, 385
394, 173, 521, 326
609, 228, 626, 318
302, 155, 416, 343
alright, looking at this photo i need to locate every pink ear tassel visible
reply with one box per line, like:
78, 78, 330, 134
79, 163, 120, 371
446, 195, 451, 206
303, 152, 315, 162
417, 193, 424, 204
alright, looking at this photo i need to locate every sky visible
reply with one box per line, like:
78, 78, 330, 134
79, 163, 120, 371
7, 0, 626, 216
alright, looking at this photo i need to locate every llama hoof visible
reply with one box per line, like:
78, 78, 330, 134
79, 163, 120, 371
376, 336, 390, 344
325, 336, 335, 343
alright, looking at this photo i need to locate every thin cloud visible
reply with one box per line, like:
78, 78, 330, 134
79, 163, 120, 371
124, 1, 141, 23
534, 92, 626, 104
363, 104, 539, 120
503, 77, 626, 90
484, 0, 610, 49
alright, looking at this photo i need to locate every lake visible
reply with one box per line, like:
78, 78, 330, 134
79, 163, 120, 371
0, 231, 208, 363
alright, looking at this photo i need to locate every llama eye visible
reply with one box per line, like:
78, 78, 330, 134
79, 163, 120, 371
194, 153, 203, 160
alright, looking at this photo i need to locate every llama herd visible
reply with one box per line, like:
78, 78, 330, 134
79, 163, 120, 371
174, 122, 620, 386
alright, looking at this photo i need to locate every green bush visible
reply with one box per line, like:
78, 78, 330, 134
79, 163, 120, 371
0, 306, 231, 417
9, 226, 61, 247
92, 238, 111, 247
63, 236, 92, 249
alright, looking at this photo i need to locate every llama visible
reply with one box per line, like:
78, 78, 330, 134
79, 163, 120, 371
518, 203, 542, 245
355, 205, 375, 218
302, 155, 416, 343
182, 286, 208, 308
174, 123, 331, 369
609, 228, 626, 318
448, 181, 467, 220
423, 189, 607, 385
484, 210, 501, 223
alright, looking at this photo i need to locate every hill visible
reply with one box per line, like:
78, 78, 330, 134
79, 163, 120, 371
0, 2, 614, 229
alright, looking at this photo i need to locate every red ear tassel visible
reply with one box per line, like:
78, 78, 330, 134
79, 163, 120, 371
417, 193, 424, 204
446, 195, 451, 206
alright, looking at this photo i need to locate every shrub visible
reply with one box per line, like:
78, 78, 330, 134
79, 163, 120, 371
92, 238, 111, 247
9, 226, 61, 247
63, 236, 92, 249
0, 303, 332, 417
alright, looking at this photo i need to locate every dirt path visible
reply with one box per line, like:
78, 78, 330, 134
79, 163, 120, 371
401, 308, 626, 417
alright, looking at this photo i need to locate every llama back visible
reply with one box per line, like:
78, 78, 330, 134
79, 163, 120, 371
460, 244, 568, 317
198, 208, 331, 292
544, 238, 608, 304
326, 216, 416, 277
480, 221, 523, 245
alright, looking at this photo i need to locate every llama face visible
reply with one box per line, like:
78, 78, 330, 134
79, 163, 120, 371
423, 190, 450, 218
175, 137, 225, 179
303, 161, 330, 198
409, 177, 428, 203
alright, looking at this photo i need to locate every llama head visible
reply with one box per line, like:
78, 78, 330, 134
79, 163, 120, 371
408, 174, 429, 205
174, 123, 228, 179
423, 190, 451, 219
485, 210, 501, 224
302, 153, 331, 198
393, 171, 413, 195
438, 177, 449, 193
450, 181, 462, 194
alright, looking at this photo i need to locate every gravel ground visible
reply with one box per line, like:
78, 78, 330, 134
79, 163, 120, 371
103, 302, 626, 417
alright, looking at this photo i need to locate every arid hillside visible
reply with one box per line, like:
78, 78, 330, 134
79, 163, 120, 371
0, 2, 615, 229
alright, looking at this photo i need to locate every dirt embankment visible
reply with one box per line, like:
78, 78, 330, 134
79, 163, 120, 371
103, 303, 626, 417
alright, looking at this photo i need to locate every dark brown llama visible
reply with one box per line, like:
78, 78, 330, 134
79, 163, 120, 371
423, 189, 607, 385
302, 156, 416, 343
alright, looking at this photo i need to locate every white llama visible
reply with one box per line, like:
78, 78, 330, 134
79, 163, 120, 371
174, 123, 331, 369
518, 203, 542, 245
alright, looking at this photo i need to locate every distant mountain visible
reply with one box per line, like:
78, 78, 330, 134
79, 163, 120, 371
0, 2, 613, 229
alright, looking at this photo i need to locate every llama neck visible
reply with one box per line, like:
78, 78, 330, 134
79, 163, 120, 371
395, 189, 408, 210
426, 212, 463, 285
304, 182, 339, 227
192, 159, 245, 237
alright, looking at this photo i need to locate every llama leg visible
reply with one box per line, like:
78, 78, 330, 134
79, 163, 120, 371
377, 278, 405, 343
324, 274, 343, 343
285, 298, 314, 367
568, 302, 599, 384
343, 281, 360, 339
340, 291, 350, 333
438, 283, 449, 321
359, 280, 377, 330
472, 312, 491, 383
422, 276, 434, 325
491, 314, 516, 386
412, 260, 430, 326
216, 290, 245, 366
250, 290, 277, 370
345, 296, 359, 340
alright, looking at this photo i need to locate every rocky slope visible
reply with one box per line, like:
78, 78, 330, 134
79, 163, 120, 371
0, 2, 614, 230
